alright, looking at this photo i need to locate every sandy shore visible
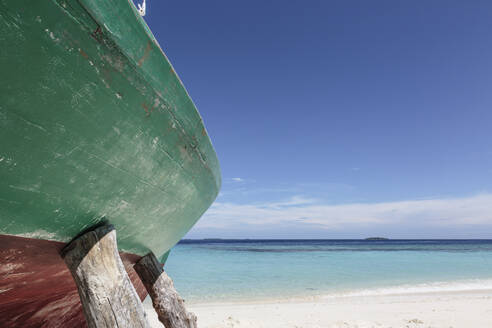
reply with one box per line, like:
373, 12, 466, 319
145, 290, 492, 328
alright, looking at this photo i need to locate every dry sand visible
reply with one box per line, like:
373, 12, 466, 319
145, 290, 492, 328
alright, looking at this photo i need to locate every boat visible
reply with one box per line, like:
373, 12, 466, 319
0, 0, 221, 326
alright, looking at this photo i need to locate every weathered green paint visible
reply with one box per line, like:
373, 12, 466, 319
0, 0, 221, 259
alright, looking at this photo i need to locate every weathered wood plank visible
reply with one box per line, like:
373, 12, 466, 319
61, 224, 151, 328
134, 252, 197, 328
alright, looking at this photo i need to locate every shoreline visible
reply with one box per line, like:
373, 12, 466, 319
175, 277, 492, 306
145, 288, 492, 328
186, 288, 492, 307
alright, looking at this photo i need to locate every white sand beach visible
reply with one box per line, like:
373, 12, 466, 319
145, 290, 492, 328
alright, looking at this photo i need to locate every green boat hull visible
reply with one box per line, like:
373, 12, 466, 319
0, 0, 221, 259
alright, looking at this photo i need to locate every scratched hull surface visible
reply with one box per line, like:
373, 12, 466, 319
0, 0, 220, 326
0, 234, 147, 327
0, 0, 221, 258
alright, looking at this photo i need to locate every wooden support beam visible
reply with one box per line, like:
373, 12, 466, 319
61, 224, 151, 328
134, 252, 197, 328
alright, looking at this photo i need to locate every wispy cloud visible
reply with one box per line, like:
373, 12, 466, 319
196, 194, 492, 231
261, 196, 317, 209
230, 177, 244, 182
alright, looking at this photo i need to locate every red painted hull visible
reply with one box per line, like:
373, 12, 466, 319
0, 235, 147, 327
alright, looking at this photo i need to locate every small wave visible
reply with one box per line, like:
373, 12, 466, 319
323, 279, 492, 298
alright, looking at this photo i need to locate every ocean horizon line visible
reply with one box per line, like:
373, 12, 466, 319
179, 238, 492, 242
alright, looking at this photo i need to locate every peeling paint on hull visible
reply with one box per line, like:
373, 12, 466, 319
0, 0, 220, 325
0, 0, 221, 257
0, 234, 147, 327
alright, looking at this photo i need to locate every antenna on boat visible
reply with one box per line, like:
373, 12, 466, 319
138, 0, 146, 16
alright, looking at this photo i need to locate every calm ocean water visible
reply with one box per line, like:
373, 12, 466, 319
163, 240, 492, 303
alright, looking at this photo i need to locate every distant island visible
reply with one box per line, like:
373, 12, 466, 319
364, 237, 389, 241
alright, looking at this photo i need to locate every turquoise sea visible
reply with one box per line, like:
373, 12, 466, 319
164, 240, 492, 303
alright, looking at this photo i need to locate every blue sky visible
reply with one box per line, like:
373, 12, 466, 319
140, 0, 492, 238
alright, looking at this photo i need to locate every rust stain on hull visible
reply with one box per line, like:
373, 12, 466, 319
0, 234, 147, 328
142, 102, 150, 116
79, 49, 89, 59
137, 41, 152, 67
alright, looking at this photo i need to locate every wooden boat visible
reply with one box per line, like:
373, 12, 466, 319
0, 0, 221, 326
